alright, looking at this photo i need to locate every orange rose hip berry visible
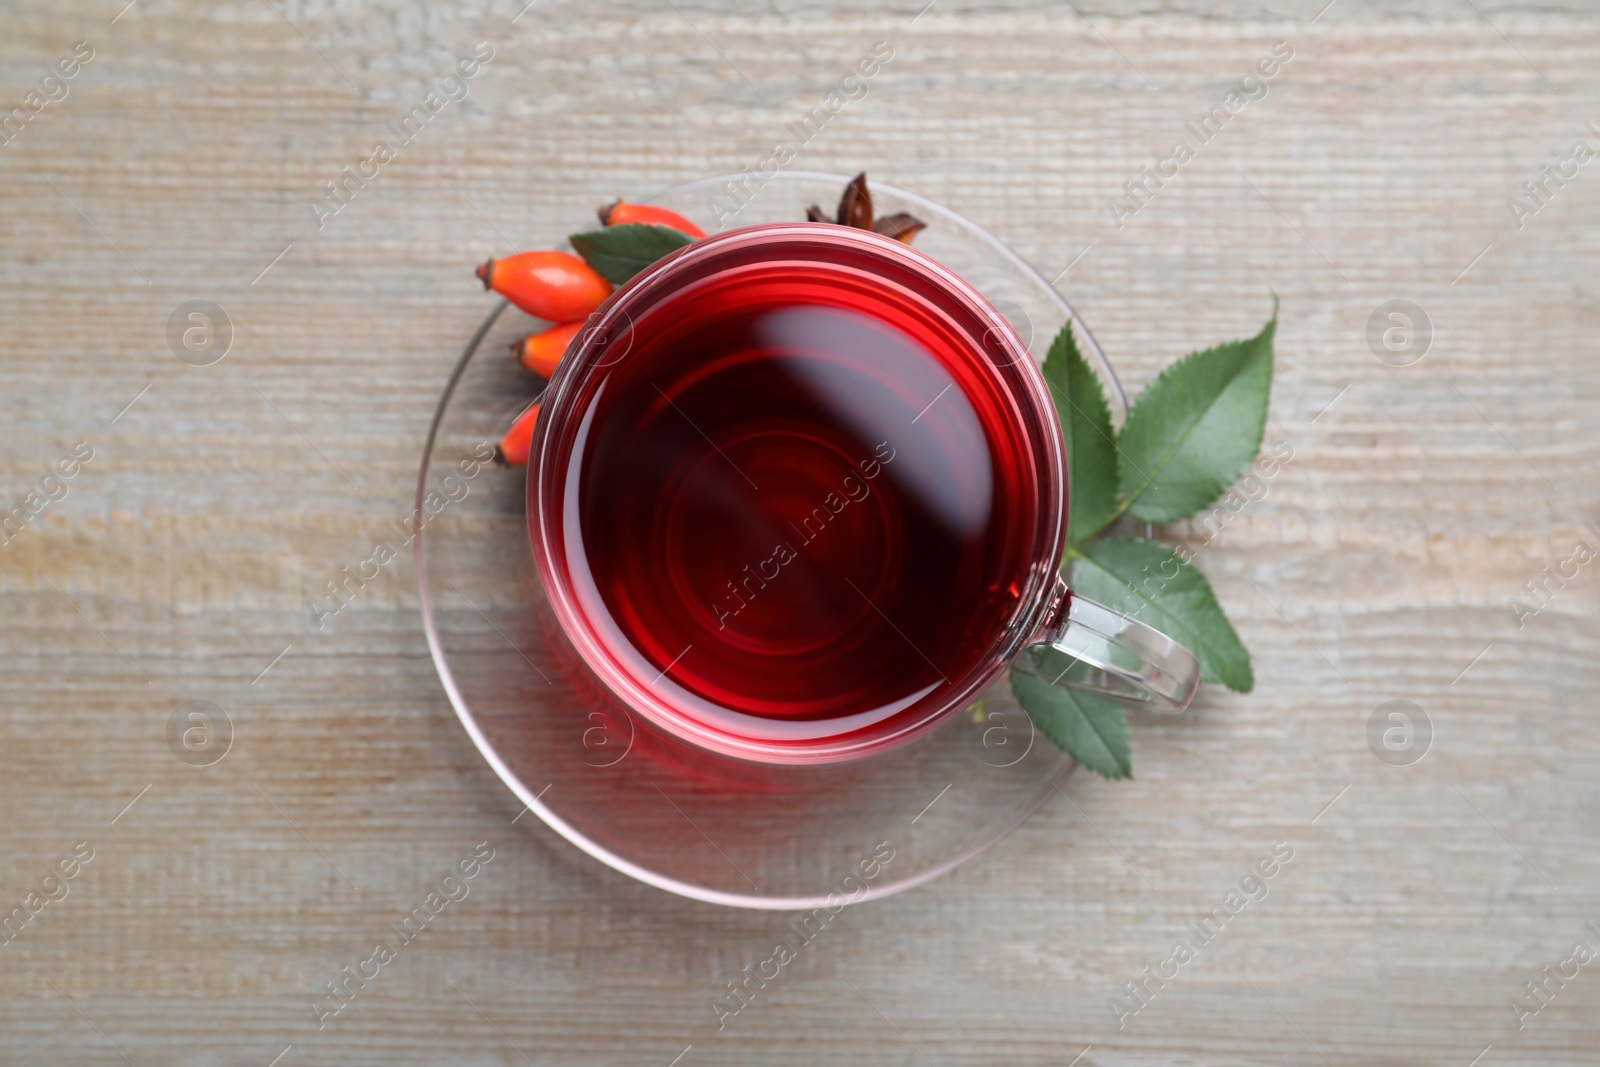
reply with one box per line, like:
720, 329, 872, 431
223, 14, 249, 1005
475, 251, 612, 322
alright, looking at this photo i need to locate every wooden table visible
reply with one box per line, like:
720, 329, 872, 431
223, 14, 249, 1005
4, 2, 1597, 1063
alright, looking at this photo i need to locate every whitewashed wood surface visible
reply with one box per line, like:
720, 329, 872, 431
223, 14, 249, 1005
3, 2, 1598, 1064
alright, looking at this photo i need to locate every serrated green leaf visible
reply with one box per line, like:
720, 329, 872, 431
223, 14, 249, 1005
1011, 669, 1132, 778
569, 224, 694, 286
1117, 306, 1276, 523
1042, 322, 1120, 544
1071, 537, 1253, 692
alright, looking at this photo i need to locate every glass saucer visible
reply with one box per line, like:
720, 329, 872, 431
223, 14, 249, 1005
415, 172, 1128, 909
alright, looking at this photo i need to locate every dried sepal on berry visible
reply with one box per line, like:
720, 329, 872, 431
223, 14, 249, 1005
802, 174, 925, 244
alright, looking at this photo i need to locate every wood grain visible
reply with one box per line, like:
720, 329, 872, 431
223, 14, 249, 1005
2, 2, 1597, 1064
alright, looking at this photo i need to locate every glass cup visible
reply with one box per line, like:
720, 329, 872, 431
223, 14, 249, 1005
526, 222, 1199, 766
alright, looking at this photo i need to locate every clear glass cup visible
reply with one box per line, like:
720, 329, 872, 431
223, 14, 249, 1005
530, 222, 1198, 765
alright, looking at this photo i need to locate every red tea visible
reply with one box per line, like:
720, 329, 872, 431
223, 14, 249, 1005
536, 235, 1060, 754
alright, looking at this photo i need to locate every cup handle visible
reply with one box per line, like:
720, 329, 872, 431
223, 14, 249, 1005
1017, 576, 1201, 714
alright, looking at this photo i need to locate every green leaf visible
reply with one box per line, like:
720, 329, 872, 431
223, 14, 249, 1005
1071, 537, 1253, 692
1042, 322, 1120, 543
1116, 305, 1276, 523
1011, 669, 1132, 779
569, 224, 694, 285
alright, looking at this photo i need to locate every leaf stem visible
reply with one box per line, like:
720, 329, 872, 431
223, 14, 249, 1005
1071, 496, 1135, 550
